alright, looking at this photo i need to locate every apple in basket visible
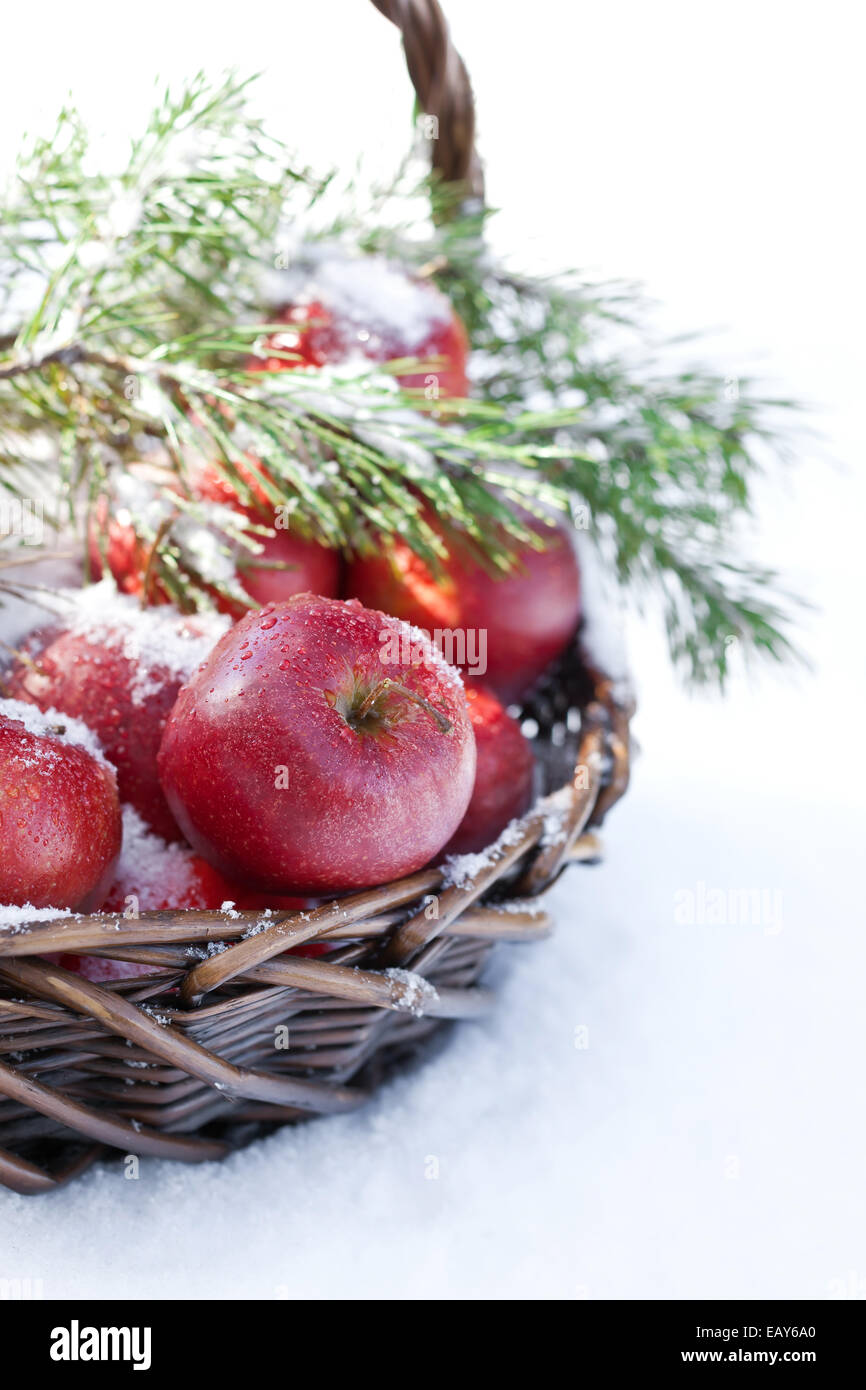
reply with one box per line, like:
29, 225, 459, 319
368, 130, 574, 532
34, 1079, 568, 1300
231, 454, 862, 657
344, 507, 582, 704
5, 585, 229, 841
186, 457, 342, 616
0, 699, 121, 910
442, 682, 536, 856
252, 250, 470, 401
158, 595, 476, 894
89, 460, 341, 615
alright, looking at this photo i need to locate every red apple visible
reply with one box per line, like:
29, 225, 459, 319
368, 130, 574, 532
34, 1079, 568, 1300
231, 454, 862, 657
254, 252, 470, 400
158, 594, 476, 894
0, 698, 121, 910
189, 458, 341, 616
344, 509, 581, 703
443, 683, 536, 856
89, 462, 341, 615
5, 586, 228, 840
87, 471, 177, 604
88, 494, 157, 599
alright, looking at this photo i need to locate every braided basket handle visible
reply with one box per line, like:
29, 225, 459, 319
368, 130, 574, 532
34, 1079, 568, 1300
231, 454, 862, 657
370, 0, 484, 199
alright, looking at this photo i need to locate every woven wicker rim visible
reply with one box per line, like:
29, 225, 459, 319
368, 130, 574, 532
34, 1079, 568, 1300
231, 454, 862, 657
0, 0, 634, 1195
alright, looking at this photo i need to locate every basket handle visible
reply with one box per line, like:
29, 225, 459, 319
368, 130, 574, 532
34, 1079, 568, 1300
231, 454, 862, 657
370, 0, 484, 200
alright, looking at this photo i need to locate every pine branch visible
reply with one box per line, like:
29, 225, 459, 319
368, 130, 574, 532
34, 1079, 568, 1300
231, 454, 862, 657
346, 171, 806, 684
0, 75, 805, 686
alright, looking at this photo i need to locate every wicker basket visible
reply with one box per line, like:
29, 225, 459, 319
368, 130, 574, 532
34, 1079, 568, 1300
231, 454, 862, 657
0, 0, 634, 1195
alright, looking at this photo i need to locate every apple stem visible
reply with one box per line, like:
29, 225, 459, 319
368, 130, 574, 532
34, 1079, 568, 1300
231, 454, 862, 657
356, 678, 452, 734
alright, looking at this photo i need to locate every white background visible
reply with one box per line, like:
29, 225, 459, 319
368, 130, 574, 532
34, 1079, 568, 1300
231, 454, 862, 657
1, 0, 864, 1299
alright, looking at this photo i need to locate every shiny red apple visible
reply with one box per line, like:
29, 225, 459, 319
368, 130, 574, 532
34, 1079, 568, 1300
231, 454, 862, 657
88, 493, 158, 599
344, 509, 581, 703
443, 683, 536, 856
0, 699, 121, 910
254, 253, 470, 400
6, 588, 227, 840
158, 594, 476, 894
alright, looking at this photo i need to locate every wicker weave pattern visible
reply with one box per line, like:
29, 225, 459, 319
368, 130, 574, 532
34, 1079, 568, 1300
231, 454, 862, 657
0, 1, 634, 1194
0, 629, 631, 1193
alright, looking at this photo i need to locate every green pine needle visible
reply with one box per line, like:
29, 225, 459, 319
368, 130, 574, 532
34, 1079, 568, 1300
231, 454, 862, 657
0, 73, 804, 687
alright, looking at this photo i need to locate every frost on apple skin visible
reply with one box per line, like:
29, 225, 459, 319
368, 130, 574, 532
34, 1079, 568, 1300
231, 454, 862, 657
49, 580, 231, 707
0, 695, 112, 768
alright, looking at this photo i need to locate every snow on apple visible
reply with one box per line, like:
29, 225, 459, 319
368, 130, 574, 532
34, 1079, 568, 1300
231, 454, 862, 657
255, 249, 470, 400
4, 584, 229, 840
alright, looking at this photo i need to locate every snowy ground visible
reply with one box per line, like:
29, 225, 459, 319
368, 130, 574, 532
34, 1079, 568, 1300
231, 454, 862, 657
1, 0, 864, 1300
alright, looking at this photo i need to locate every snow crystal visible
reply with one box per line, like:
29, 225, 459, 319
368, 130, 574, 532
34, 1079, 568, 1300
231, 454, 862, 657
139, 1005, 170, 1025
384, 967, 439, 1018
172, 509, 242, 587
109, 471, 174, 533
241, 918, 273, 939
539, 785, 576, 849
220, 902, 240, 920
0, 695, 112, 767
493, 898, 547, 917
